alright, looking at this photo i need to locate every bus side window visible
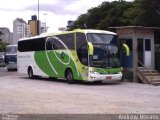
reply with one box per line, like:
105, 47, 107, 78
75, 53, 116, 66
54, 39, 65, 50
46, 38, 53, 50
47, 37, 65, 50
56, 34, 75, 50
76, 33, 88, 66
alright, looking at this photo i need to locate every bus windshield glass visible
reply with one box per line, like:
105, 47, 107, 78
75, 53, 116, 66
5, 46, 17, 54
5, 55, 17, 63
87, 33, 121, 68
87, 33, 118, 45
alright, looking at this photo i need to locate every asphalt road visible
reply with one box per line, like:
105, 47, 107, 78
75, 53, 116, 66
0, 67, 18, 77
0, 67, 160, 115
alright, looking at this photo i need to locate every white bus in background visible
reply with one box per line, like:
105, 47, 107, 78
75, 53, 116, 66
5, 45, 18, 71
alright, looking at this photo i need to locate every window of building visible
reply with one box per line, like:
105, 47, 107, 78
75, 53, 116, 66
145, 39, 151, 51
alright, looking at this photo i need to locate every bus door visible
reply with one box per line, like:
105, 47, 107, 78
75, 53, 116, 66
76, 33, 89, 80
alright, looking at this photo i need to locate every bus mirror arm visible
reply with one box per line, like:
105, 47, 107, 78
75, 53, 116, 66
88, 42, 94, 56
122, 43, 130, 56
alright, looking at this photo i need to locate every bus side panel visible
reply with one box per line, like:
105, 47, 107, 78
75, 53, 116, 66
34, 50, 81, 79
18, 51, 47, 77
34, 51, 58, 78
17, 52, 27, 74
70, 51, 88, 81
34, 50, 88, 81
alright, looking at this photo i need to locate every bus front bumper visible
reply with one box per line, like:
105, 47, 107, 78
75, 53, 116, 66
6, 63, 17, 70
88, 73, 122, 82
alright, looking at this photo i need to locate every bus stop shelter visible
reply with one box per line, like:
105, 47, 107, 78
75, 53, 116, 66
110, 26, 157, 82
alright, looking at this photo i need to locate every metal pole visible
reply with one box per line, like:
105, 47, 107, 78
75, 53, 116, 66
37, 0, 39, 35
38, 0, 39, 20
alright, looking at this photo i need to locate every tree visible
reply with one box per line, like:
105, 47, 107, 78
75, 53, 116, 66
97, 1, 133, 30
125, 0, 160, 27
0, 31, 8, 52
70, 0, 160, 30
70, 14, 88, 29
0, 41, 8, 52
70, 2, 114, 30
130, 0, 160, 43
70, 1, 133, 30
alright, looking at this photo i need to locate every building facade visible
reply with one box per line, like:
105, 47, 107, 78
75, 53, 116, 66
41, 22, 47, 33
111, 26, 157, 83
13, 18, 30, 44
28, 15, 41, 36
66, 20, 74, 30
0, 27, 13, 44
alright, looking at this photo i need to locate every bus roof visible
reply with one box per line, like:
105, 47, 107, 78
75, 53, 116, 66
18, 34, 49, 41
6, 45, 17, 47
74, 29, 116, 35
48, 29, 117, 36
5, 53, 17, 56
18, 29, 117, 41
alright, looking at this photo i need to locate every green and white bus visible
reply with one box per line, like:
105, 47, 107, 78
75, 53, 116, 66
17, 29, 129, 83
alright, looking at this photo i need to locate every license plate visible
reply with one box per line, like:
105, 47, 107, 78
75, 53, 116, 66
106, 76, 112, 80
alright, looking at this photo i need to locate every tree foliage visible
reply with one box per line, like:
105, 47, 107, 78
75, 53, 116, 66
0, 41, 8, 52
70, 0, 160, 30
130, 0, 160, 27
0, 31, 8, 52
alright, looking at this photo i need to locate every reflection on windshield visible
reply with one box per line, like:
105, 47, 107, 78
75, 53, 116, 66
87, 33, 118, 45
5, 46, 17, 54
90, 44, 121, 68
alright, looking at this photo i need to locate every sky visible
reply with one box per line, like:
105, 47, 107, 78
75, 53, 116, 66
0, 0, 130, 33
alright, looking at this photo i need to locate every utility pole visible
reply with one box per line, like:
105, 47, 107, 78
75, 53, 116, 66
37, 0, 40, 35
38, 0, 39, 21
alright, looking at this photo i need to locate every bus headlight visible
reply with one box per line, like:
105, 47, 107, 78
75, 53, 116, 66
94, 72, 100, 75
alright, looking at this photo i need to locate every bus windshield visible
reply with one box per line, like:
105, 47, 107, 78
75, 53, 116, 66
5, 46, 17, 54
5, 55, 17, 63
87, 33, 121, 68
87, 33, 118, 45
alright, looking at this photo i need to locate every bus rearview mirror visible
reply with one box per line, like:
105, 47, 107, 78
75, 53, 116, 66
88, 42, 94, 55
122, 43, 130, 56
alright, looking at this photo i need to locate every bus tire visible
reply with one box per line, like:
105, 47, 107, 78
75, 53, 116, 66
49, 77, 57, 80
66, 69, 74, 84
28, 67, 34, 79
94, 81, 102, 84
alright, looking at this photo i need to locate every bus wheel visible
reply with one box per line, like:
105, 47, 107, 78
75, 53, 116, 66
94, 81, 102, 84
28, 67, 34, 79
66, 69, 74, 84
